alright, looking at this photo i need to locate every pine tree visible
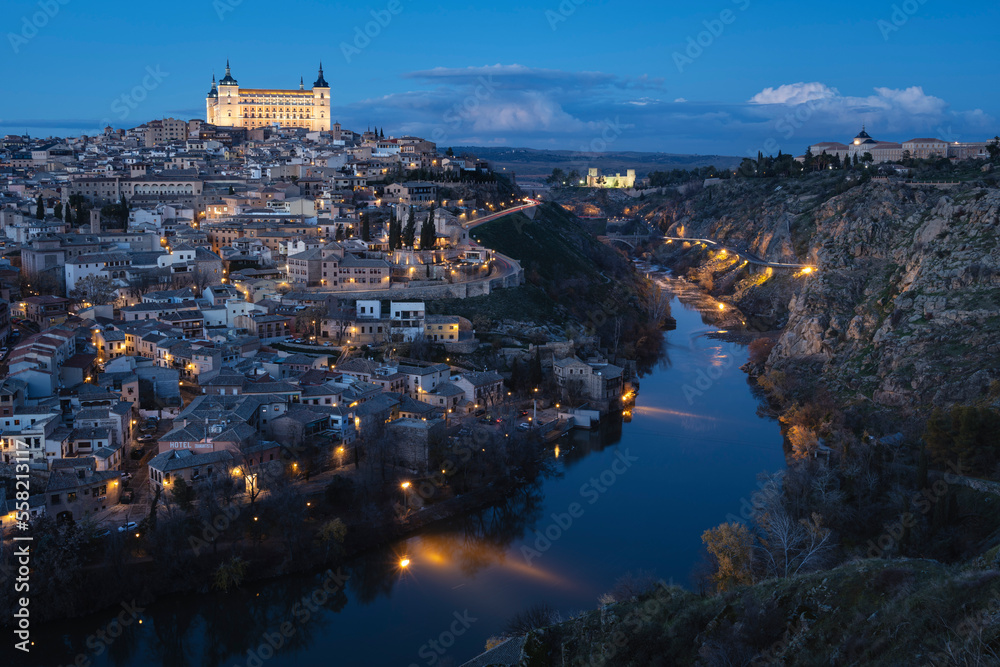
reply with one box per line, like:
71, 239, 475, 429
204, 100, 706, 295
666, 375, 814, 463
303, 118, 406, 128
53, 202, 62, 220
508, 358, 524, 393
420, 203, 436, 249
380, 127, 385, 139
388, 211, 400, 250
361, 212, 371, 242
530, 348, 543, 388
35, 197, 44, 220
64, 204, 72, 224
403, 206, 416, 248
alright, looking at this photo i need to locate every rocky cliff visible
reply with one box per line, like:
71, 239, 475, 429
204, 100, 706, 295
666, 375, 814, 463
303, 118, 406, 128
642, 175, 1000, 416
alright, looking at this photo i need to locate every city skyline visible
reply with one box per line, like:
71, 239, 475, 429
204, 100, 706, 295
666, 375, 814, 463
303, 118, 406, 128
1, 0, 998, 154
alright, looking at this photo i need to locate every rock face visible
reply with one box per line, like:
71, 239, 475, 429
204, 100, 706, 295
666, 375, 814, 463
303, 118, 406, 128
652, 177, 1000, 414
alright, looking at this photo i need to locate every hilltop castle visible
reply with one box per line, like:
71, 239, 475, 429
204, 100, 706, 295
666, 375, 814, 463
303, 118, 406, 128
586, 168, 636, 189
206, 61, 331, 132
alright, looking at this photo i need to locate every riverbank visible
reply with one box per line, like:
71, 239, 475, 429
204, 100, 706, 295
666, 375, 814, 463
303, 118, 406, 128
9, 292, 790, 667
0, 440, 561, 628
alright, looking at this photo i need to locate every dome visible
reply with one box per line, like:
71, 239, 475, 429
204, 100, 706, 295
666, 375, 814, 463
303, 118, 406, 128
207, 75, 218, 98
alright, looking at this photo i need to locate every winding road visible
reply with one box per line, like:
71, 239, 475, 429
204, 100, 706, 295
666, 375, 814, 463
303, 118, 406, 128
662, 236, 816, 270
461, 198, 540, 230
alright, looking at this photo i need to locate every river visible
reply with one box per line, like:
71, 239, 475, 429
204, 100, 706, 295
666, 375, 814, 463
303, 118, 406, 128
18, 276, 786, 667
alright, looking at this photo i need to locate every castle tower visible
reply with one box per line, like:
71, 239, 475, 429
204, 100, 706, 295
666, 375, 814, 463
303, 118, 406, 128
217, 60, 240, 127
311, 62, 330, 133
206, 74, 218, 124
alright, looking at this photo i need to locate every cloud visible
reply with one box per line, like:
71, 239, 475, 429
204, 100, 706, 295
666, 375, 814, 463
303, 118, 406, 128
337, 72, 994, 156
7, 68, 992, 157
750, 82, 838, 105
404, 64, 665, 92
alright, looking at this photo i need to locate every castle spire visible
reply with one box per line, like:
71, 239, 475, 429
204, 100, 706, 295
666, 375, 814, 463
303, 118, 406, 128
300, 76, 304, 90
313, 61, 329, 88
219, 60, 238, 86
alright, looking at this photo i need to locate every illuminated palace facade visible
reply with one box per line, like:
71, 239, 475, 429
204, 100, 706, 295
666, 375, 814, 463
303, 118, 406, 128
206, 61, 331, 132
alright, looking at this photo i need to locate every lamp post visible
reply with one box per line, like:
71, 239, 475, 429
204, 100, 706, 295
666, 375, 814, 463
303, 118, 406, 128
400, 481, 411, 509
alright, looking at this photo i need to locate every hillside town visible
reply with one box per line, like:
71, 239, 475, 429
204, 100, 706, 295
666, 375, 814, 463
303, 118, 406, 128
0, 107, 635, 536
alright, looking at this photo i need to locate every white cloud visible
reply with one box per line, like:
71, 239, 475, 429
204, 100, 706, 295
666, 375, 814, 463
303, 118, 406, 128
750, 82, 838, 105
335, 68, 994, 154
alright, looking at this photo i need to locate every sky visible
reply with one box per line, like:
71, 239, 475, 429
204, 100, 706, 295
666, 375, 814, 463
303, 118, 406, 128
1, 0, 998, 157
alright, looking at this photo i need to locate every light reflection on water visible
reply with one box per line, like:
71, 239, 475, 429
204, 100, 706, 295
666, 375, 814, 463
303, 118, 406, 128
15, 294, 786, 667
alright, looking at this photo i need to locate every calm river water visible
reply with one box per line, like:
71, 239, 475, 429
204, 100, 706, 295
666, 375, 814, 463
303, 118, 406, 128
19, 279, 785, 667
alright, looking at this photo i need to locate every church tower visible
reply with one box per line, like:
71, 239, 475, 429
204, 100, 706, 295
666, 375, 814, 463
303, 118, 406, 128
311, 62, 331, 132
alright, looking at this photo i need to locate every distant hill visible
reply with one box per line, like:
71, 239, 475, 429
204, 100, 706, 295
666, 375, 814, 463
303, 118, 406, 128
451, 146, 742, 180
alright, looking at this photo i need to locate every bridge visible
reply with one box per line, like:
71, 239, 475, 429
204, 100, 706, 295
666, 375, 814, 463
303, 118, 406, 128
602, 232, 657, 249
461, 199, 541, 230
662, 236, 816, 271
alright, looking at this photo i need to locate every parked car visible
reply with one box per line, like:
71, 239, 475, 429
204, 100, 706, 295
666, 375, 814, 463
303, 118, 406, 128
120, 472, 132, 481
137, 434, 156, 443
92, 528, 111, 539
117, 520, 138, 533
121, 490, 135, 504
130, 448, 144, 460
517, 422, 531, 431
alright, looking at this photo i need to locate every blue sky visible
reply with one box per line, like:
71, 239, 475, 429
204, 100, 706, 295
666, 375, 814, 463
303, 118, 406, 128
1, 0, 997, 155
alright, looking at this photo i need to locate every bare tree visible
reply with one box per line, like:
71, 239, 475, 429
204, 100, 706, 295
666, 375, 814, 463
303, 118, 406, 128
646, 281, 672, 328
751, 474, 834, 578
69, 275, 119, 306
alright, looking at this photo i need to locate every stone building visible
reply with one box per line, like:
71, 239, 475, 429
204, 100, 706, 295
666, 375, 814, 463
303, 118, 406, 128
206, 61, 331, 132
